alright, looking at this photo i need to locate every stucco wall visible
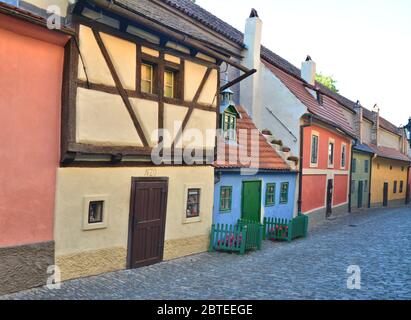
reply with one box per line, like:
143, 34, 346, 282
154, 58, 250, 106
0, 15, 66, 247
379, 129, 401, 150
213, 171, 297, 226
362, 120, 373, 144
242, 63, 307, 156
371, 158, 408, 205
301, 175, 326, 213
54, 166, 214, 279
333, 174, 348, 206
351, 151, 372, 209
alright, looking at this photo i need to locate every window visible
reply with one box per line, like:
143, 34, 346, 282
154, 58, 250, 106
223, 111, 236, 141
401, 166, 405, 172
280, 182, 289, 204
164, 69, 177, 98
88, 201, 104, 224
186, 188, 200, 218
341, 144, 346, 168
83, 195, 109, 230
352, 159, 357, 173
400, 181, 404, 193
265, 183, 276, 206
364, 180, 368, 193
328, 141, 335, 166
311, 134, 319, 165
220, 186, 232, 212
364, 160, 369, 173
141, 63, 155, 94
317, 92, 323, 105
393, 181, 398, 194
351, 180, 356, 193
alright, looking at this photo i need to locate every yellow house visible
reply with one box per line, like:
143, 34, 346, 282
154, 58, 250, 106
352, 105, 411, 208
51, 1, 250, 280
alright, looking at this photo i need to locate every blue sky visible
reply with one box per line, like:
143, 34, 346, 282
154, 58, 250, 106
197, 0, 411, 126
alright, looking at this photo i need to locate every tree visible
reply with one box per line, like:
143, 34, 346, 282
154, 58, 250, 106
316, 73, 339, 93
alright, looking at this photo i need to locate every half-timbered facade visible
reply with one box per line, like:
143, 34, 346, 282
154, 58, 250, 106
53, 1, 252, 281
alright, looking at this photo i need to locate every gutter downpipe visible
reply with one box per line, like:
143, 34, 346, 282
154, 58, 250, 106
297, 114, 313, 216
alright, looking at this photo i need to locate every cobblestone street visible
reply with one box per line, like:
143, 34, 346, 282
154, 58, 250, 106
2, 206, 410, 300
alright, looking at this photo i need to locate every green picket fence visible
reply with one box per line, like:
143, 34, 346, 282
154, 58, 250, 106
237, 219, 263, 251
209, 220, 263, 255
263, 215, 309, 242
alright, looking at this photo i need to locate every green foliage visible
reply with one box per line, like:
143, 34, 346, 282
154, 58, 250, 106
316, 73, 339, 93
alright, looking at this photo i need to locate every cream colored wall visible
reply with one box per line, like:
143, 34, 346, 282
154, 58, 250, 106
130, 98, 158, 146
54, 166, 214, 256
76, 87, 143, 146
362, 120, 373, 144
184, 60, 218, 106
24, 0, 69, 16
380, 129, 401, 150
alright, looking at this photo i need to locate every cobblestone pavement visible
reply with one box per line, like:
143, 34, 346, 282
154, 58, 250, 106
2, 206, 411, 300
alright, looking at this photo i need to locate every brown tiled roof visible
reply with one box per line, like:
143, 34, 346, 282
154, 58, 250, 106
366, 144, 411, 162
214, 105, 291, 171
262, 60, 356, 138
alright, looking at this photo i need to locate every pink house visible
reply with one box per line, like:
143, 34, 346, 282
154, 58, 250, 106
0, 4, 70, 294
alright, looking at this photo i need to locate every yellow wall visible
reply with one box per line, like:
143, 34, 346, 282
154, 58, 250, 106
371, 158, 408, 205
54, 166, 214, 279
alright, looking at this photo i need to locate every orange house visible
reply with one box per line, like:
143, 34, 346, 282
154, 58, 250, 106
301, 123, 352, 222
0, 4, 71, 294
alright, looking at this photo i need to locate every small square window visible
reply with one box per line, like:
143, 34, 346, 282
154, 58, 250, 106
351, 180, 356, 194
311, 135, 319, 165
352, 159, 357, 173
393, 181, 398, 193
88, 201, 104, 224
223, 112, 236, 141
328, 141, 334, 166
186, 188, 200, 218
265, 183, 276, 206
399, 181, 404, 193
141, 62, 156, 94
280, 182, 289, 204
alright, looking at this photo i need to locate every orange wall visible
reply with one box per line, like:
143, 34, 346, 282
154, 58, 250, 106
302, 175, 326, 213
303, 125, 351, 171
0, 15, 67, 246
333, 174, 348, 206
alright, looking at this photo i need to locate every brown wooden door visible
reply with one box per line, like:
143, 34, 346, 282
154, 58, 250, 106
128, 177, 168, 269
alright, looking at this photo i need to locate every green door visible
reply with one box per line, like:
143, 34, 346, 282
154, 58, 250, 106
241, 181, 261, 222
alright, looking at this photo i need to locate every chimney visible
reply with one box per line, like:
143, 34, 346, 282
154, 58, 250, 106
240, 8, 262, 122
301, 55, 316, 86
371, 104, 380, 145
354, 100, 364, 144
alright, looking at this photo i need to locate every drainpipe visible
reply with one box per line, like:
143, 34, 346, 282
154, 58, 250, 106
297, 114, 313, 215
348, 143, 354, 213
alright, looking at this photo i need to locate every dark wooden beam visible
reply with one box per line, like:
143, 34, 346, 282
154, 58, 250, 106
171, 67, 213, 151
93, 28, 149, 147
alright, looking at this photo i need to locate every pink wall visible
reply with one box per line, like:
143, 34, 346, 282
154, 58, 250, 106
302, 175, 326, 213
333, 174, 348, 206
0, 14, 68, 246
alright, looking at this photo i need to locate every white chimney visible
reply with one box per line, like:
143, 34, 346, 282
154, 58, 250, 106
240, 9, 262, 122
301, 55, 316, 86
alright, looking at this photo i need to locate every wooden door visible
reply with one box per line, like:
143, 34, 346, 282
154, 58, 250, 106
357, 181, 364, 208
128, 178, 168, 269
326, 179, 333, 217
383, 182, 389, 207
241, 181, 261, 222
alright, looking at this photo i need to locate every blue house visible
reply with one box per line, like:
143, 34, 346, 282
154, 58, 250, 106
213, 89, 298, 226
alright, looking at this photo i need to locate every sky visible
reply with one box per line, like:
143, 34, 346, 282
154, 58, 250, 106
196, 0, 411, 127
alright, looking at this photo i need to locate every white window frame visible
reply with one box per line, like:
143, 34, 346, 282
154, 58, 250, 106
183, 184, 203, 224
310, 130, 320, 168
82, 195, 110, 231
341, 143, 347, 169
328, 138, 335, 168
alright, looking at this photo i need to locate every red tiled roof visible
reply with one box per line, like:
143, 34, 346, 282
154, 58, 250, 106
214, 106, 291, 171
366, 144, 411, 162
262, 60, 356, 138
